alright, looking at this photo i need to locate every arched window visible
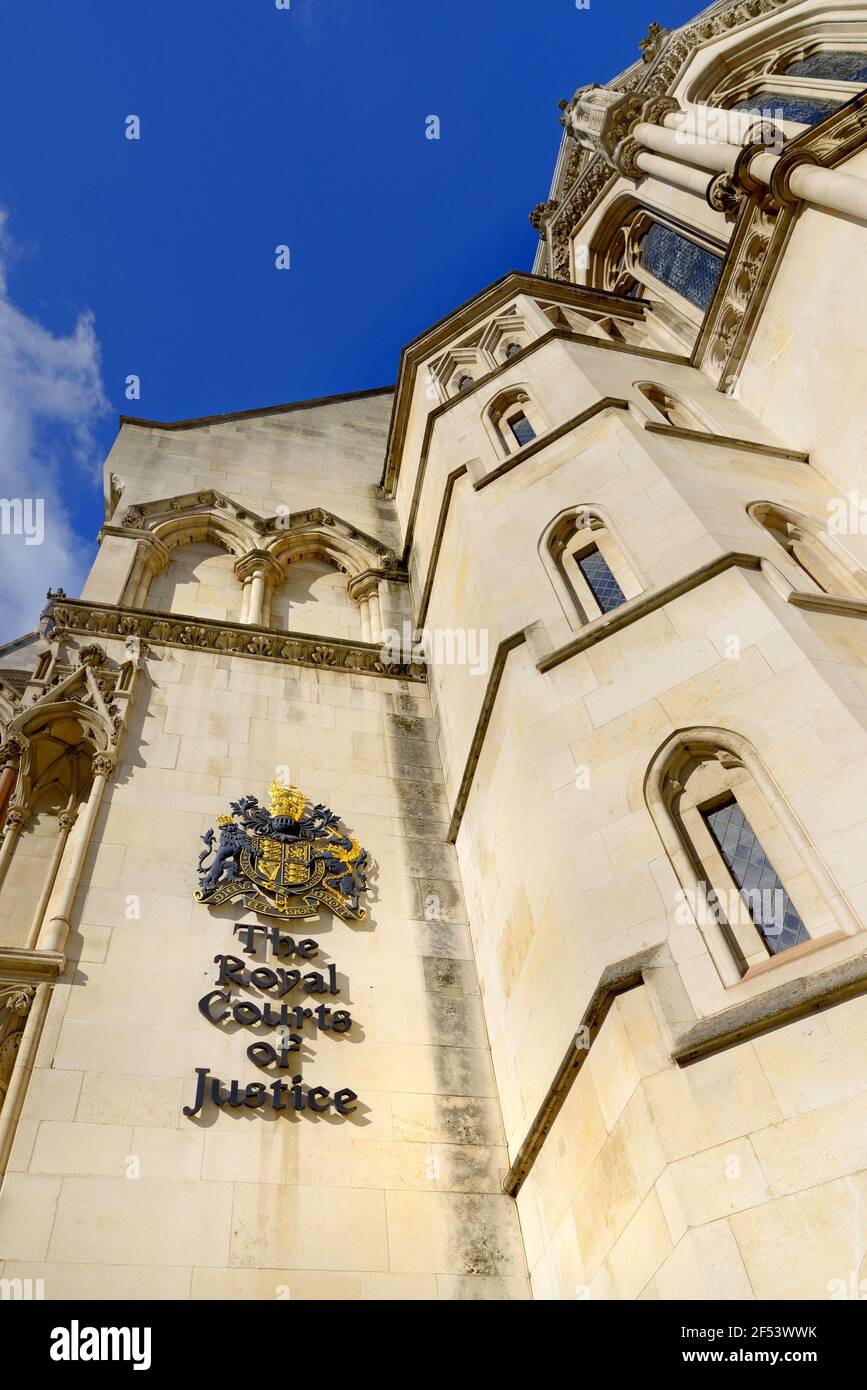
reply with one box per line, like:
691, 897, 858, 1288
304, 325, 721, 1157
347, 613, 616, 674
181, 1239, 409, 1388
706, 39, 867, 128
637, 222, 723, 311
748, 501, 867, 600
599, 209, 724, 332
784, 50, 867, 82
503, 342, 522, 360
729, 91, 840, 126
483, 386, 546, 457
540, 506, 643, 629
456, 374, 474, 393
635, 382, 708, 432
645, 730, 855, 985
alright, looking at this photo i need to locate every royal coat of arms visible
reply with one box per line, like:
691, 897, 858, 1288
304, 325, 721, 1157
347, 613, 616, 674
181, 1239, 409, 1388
195, 781, 369, 922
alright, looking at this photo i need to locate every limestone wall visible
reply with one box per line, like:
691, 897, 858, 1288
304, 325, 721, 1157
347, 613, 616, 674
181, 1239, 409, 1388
0, 640, 528, 1299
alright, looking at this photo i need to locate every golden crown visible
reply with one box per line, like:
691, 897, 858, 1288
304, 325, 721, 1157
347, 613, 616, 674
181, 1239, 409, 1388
269, 780, 306, 820
216, 814, 235, 827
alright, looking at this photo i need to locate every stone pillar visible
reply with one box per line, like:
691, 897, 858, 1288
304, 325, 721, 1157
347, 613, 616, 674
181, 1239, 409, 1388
348, 572, 384, 645
0, 737, 25, 831
234, 552, 284, 627
0, 981, 49, 1177
624, 102, 867, 225
624, 144, 714, 198
37, 755, 113, 957
127, 536, 170, 609
0, 807, 30, 895
25, 810, 76, 952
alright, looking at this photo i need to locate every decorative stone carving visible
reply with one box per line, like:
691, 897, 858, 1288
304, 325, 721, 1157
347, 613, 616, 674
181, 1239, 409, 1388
0, 984, 35, 1103
707, 172, 746, 219
0, 736, 26, 769
49, 598, 426, 682
640, 22, 670, 65
541, 0, 796, 278
529, 200, 558, 233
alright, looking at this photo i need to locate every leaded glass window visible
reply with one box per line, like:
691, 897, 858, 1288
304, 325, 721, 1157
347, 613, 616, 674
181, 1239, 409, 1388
703, 797, 809, 955
576, 547, 626, 614
509, 412, 536, 447
638, 223, 723, 311
784, 50, 867, 83
730, 90, 842, 125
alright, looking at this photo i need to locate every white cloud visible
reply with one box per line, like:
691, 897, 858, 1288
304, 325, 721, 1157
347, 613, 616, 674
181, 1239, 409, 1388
0, 212, 109, 644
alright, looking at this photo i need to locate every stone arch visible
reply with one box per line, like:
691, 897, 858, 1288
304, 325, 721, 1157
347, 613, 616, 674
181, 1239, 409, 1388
482, 384, 546, 457
266, 526, 382, 641
539, 504, 645, 630
747, 500, 867, 600
633, 380, 712, 432
644, 725, 859, 987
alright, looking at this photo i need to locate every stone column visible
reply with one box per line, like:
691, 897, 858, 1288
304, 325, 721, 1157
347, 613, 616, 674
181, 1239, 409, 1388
0, 737, 25, 830
348, 571, 384, 645
623, 102, 867, 225
127, 536, 170, 609
234, 552, 284, 627
37, 755, 114, 957
0, 981, 48, 1178
25, 809, 77, 951
0, 807, 30, 895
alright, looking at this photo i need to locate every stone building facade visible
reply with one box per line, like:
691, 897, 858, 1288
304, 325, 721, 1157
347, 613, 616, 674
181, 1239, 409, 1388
3, 0, 867, 1300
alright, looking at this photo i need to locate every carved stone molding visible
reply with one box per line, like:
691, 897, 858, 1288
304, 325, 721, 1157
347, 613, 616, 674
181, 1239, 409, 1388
0, 984, 35, 1103
541, 0, 796, 278
49, 599, 427, 682
707, 171, 747, 220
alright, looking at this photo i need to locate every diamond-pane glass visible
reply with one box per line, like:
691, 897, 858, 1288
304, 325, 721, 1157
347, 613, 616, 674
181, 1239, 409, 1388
638, 223, 723, 310
704, 797, 809, 955
509, 413, 536, 447
730, 90, 841, 124
784, 51, 867, 83
576, 547, 626, 614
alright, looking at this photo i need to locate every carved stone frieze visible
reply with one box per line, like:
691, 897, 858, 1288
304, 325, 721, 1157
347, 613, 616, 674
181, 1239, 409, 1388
49, 599, 427, 683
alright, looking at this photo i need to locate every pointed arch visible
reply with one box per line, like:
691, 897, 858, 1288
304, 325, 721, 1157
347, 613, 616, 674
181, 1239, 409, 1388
539, 504, 645, 630
644, 726, 859, 986
748, 500, 867, 600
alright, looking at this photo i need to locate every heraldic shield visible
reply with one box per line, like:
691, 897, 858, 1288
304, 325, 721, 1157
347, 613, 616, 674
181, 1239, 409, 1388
195, 781, 368, 922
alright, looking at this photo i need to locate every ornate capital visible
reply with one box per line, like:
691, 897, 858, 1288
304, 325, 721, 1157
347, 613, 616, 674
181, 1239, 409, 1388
707, 172, 746, 221
57, 811, 77, 832
91, 754, 116, 780
4, 805, 30, 830
0, 736, 26, 770
233, 550, 285, 586
612, 136, 646, 181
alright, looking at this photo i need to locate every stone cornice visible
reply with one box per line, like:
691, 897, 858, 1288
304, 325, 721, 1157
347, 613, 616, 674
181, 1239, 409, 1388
118, 383, 395, 432
48, 599, 426, 682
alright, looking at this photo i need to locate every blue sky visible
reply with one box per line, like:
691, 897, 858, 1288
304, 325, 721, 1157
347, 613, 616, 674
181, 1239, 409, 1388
0, 0, 698, 638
